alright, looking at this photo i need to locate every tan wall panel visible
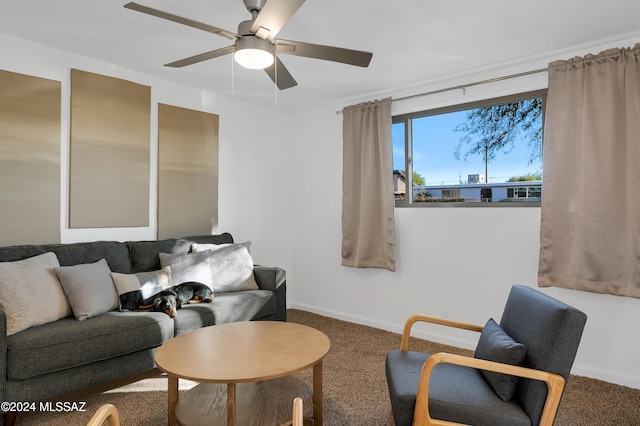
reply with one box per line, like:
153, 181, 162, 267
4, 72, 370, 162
0, 69, 61, 245
69, 69, 150, 228
158, 104, 219, 239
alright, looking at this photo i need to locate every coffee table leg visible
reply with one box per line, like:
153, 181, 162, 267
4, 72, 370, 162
227, 383, 236, 426
168, 375, 178, 426
313, 360, 323, 426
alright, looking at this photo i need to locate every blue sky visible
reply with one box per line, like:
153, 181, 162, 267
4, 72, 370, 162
393, 110, 542, 185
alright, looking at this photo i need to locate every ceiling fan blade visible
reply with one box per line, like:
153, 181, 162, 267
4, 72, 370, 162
250, 0, 306, 41
165, 45, 234, 67
124, 2, 238, 40
264, 56, 298, 90
276, 39, 372, 67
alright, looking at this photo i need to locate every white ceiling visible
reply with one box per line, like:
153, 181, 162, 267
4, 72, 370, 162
2, 0, 640, 113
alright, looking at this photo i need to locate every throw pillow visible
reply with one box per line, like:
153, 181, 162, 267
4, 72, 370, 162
191, 242, 259, 292
54, 258, 119, 321
474, 318, 526, 402
0, 252, 72, 335
111, 268, 171, 311
158, 250, 213, 289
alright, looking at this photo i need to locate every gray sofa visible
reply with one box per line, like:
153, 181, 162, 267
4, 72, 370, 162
0, 233, 286, 425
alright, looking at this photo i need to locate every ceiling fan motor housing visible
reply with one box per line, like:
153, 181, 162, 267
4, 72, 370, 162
238, 20, 256, 36
235, 36, 274, 56
243, 0, 266, 13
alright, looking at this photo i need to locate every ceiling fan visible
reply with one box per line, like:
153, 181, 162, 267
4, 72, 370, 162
123, 0, 373, 90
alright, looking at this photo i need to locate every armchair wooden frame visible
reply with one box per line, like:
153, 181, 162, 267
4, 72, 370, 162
401, 314, 566, 426
86, 403, 120, 426
292, 396, 304, 426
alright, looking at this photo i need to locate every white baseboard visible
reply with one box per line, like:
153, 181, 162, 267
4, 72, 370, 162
288, 303, 640, 390
570, 364, 640, 390
288, 303, 478, 350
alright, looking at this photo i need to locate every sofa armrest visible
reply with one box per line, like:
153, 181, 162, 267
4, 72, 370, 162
253, 265, 287, 322
253, 265, 285, 292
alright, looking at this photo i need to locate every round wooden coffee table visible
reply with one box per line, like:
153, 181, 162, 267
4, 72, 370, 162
155, 321, 331, 426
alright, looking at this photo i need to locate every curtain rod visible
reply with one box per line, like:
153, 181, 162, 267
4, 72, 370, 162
336, 67, 548, 115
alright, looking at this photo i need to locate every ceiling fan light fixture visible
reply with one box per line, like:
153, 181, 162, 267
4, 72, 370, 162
234, 36, 274, 69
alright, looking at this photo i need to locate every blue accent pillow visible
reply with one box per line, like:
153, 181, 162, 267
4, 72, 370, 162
474, 318, 526, 402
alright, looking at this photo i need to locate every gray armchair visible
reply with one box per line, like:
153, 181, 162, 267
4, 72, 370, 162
385, 285, 587, 426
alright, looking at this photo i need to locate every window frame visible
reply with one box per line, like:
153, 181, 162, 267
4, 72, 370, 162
393, 89, 547, 208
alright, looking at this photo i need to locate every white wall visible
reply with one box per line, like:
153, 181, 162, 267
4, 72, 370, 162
0, 33, 293, 276
286, 39, 640, 390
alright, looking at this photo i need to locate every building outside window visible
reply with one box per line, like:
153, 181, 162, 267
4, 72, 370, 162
393, 90, 545, 205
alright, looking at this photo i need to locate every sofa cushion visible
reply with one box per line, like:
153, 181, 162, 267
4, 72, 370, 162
0, 241, 132, 273
0, 252, 72, 335
127, 238, 193, 273
126, 234, 234, 273
191, 242, 259, 292
5, 311, 174, 380
474, 318, 526, 402
172, 290, 276, 336
54, 259, 119, 321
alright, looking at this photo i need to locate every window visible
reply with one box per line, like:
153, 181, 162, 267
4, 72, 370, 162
393, 90, 545, 206
507, 185, 542, 200
442, 189, 460, 199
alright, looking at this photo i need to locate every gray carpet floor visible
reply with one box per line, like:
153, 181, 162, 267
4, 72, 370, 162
9, 309, 640, 425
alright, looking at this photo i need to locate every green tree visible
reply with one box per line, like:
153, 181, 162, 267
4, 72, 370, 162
508, 172, 542, 182
413, 171, 425, 186
398, 170, 426, 186
454, 98, 542, 182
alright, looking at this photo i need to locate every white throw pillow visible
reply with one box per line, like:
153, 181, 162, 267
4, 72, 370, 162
54, 259, 119, 321
158, 250, 213, 289
0, 252, 72, 335
191, 242, 259, 292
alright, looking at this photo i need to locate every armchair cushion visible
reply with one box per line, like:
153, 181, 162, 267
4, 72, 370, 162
474, 318, 526, 402
385, 350, 530, 426
500, 285, 587, 425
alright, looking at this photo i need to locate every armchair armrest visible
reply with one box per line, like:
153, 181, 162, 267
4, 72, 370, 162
414, 353, 565, 426
87, 404, 120, 426
400, 314, 484, 351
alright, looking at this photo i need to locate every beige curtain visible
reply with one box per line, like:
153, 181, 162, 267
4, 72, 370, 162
539, 44, 640, 298
341, 97, 396, 272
